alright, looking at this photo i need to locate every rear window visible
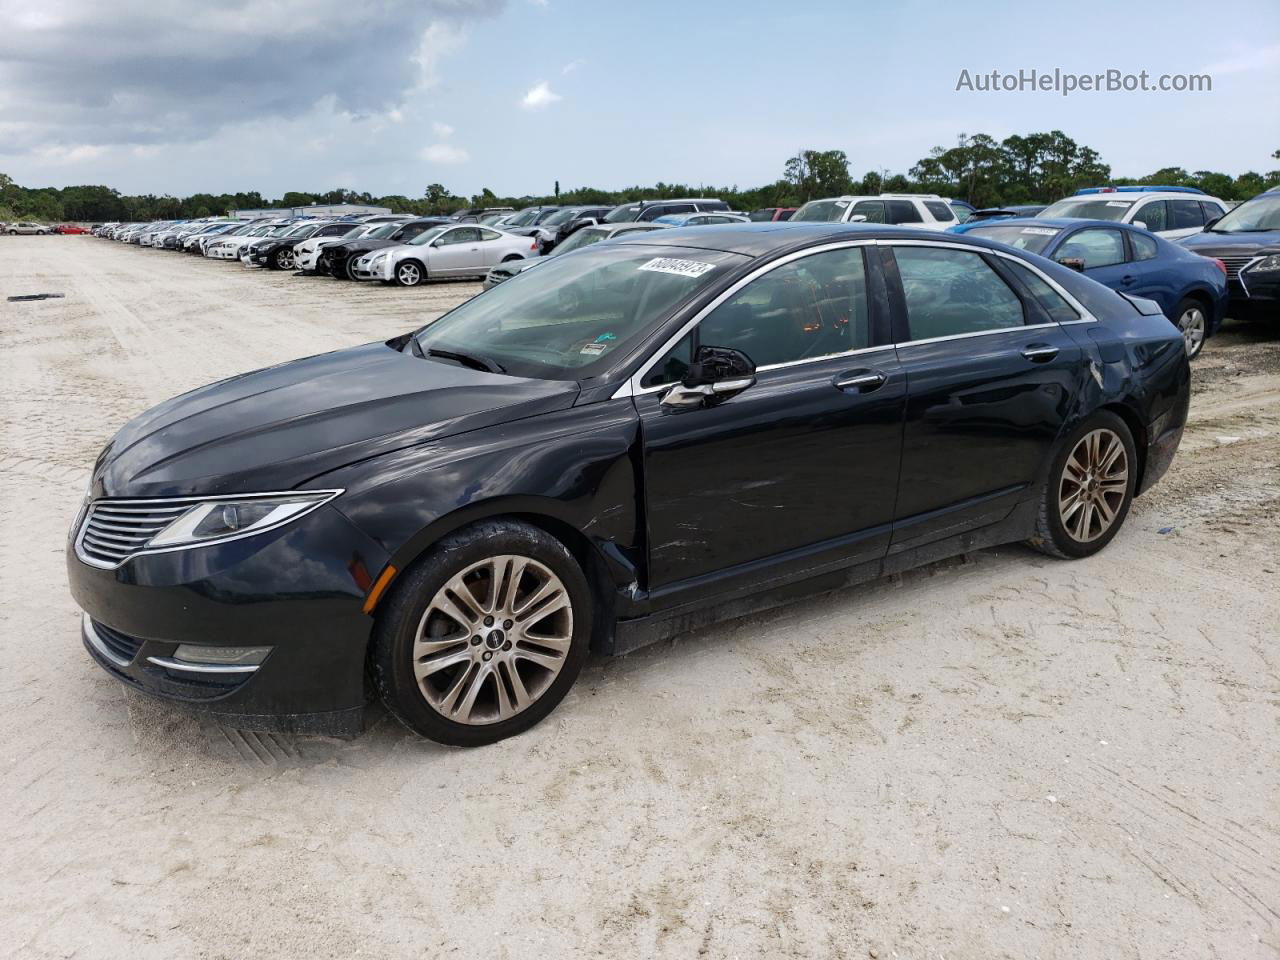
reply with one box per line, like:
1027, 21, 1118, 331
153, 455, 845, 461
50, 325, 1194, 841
924, 201, 956, 222
963, 224, 1061, 254
1039, 198, 1134, 221
792, 199, 851, 222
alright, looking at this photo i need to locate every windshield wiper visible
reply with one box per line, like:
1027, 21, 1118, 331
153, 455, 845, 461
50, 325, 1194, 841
427, 346, 506, 374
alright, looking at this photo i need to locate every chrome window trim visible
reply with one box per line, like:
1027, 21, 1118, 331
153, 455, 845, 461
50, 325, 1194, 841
611, 237, 1098, 401
1238, 256, 1264, 299
74, 489, 344, 570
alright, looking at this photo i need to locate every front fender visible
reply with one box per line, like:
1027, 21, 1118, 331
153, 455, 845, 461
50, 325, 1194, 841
313, 399, 644, 609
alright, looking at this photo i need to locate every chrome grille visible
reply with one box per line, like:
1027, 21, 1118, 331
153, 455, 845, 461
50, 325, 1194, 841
76, 499, 195, 567
1215, 256, 1254, 281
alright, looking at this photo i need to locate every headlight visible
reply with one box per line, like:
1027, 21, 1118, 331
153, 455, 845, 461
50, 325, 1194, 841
371, 253, 388, 266
1247, 254, 1280, 274
146, 491, 342, 549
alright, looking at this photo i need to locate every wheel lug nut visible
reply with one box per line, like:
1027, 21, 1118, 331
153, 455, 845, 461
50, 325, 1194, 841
482, 651, 493, 662
503, 641, 512, 651
503, 619, 513, 629
471, 636, 482, 646
484, 616, 494, 627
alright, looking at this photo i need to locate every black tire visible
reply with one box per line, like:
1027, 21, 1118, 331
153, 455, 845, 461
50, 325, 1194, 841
371, 520, 593, 747
1029, 410, 1137, 559
8, 230, 17, 235
393, 259, 425, 287
501, 254, 522, 263
341, 256, 359, 281
1171, 296, 1208, 360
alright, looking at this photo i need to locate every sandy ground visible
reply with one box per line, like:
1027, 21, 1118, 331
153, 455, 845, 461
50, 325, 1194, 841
1, 236, 1277, 960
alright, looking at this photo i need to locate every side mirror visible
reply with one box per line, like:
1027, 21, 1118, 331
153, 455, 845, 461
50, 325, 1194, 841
1057, 257, 1086, 273
661, 345, 756, 409
1203, 216, 1221, 230
1132, 220, 1148, 231
849, 214, 868, 223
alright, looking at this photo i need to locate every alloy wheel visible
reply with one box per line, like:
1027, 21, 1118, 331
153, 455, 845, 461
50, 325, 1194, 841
276, 248, 295, 270
397, 263, 421, 286
412, 555, 573, 725
1177, 306, 1205, 357
1058, 428, 1128, 543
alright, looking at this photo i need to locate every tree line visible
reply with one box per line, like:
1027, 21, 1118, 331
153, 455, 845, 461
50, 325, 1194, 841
3, 132, 1277, 223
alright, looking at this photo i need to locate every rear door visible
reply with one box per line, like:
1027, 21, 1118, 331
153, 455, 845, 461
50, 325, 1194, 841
882, 241, 1087, 551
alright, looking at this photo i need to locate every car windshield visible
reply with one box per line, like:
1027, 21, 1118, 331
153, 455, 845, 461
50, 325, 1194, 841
366, 222, 405, 239
549, 227, 607, 256
603, 204, 642, 223
540, 208, 580, 227
1208, 193, 1280, 232
503, 209, 540, 227
652, 215, 686, 225
413, 245, 746, 379
963, 224, 1062, 254
286, 223, 316, 236
792, 199, 850, 222
1039, 198, 1134, 221
340, 225, 366, 238
406, 226, 449, 246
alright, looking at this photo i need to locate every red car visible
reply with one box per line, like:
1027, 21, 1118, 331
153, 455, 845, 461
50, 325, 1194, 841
748, 207, 798, 222
54, 224, 90, 234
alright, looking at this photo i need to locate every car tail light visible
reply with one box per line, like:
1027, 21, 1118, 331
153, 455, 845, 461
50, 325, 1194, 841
1212, 258, 1228, 276
530, 241, 537, 251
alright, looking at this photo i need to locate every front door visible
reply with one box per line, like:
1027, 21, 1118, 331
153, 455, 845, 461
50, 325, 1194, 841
882, 242, 1087, 550
635, 243, 905, 608
430, 227, 485, 276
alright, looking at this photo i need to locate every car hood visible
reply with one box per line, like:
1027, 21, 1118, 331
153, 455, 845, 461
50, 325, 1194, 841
94, 339, 580, 498
328, 238, 399, 256
1178, 229, 1280, 256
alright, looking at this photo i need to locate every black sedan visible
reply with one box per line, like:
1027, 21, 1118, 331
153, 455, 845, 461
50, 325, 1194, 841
319, 219, 447, 279
68, 224, 1190, 746
247, 220, 355, 270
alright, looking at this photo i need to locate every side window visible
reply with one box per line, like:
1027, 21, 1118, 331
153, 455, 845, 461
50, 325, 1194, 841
1133, 200, 1168, 232
478, 228, 502, 241
887, 200, 923, 224
641, 246, 872, 387
892, 246, 1025, 340
447, 227, 480, 243
436, 229, 464, 245
699, 201, 730, 212
1200, 201, 1224, 223
924, 200, 956, 222
398, 224, 428, 241
1170, 199, 1205, 230
1003, 261, 1080, 324
1130, 232, 1159, 261
849, 200, 885, 223
1056, 228, 1127, 269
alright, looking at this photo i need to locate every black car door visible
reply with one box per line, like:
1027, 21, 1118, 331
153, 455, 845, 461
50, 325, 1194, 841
881, 241, 1087, 552
634, 242, 905, 608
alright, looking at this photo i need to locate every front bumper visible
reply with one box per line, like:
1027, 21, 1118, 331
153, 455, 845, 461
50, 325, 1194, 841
352, 259, 388, 281
1230, 268, 1280, 319
67, 503, 390, 734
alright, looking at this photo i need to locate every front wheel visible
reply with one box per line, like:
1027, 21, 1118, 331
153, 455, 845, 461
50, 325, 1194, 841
371, 520, 593, 746
342, 257, 359, 281
1172, 298, 1207, 359
394, 260, 425, 286
1029, 411, 1136, 559
273, 247, 295, 270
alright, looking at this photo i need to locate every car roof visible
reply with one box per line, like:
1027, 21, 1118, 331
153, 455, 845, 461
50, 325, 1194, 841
1050, 192, 1216, 203
609, 221, 1021, 257
965, 216, 1154, 233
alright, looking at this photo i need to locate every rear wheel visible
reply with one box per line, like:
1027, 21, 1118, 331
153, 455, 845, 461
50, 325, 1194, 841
273, 247, 295, 270
1172, 297, 1207, 359
1029, 411, 1136, 559
394, 260, 425, 286
371, 520, 592, 746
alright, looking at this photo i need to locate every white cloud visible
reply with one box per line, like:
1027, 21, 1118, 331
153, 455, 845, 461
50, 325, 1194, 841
420, 142, 469, 164
432, 121, 455, 138
521, 81, 561, 109
561, 58, 585, 75
1200, 43, 1280, 76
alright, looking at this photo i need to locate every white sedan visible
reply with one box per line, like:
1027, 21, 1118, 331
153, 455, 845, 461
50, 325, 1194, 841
353, 225, 538, 286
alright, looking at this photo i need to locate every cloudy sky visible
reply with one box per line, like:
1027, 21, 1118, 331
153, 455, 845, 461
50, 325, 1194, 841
1, 0, 1277, 198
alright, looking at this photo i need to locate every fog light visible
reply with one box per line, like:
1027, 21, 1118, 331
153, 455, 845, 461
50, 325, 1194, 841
173, 644, 271, 666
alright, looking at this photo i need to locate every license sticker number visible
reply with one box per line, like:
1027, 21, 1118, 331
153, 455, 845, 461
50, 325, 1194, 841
1020, 227, 1059, 236
638, 257, 717, 279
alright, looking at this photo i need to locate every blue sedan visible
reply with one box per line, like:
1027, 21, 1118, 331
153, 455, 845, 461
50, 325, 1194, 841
958, 218, 1228, 358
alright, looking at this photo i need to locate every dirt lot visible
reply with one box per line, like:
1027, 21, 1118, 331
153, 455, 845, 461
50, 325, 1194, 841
2, 236, 1277, 959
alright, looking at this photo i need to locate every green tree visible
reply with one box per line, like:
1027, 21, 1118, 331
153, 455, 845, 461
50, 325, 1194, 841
784, 150, 853, 201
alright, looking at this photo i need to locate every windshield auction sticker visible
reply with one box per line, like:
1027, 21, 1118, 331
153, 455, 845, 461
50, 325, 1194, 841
638, 257, 717, 278
1020, 227, 1059, 236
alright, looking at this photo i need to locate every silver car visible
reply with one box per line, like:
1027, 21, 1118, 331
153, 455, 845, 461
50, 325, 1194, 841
6, 221, 51, 235
353, 225, 538, 286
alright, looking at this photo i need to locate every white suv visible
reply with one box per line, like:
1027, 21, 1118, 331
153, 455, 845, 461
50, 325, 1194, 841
1037, 188, 1228, 241
791, 194, 958, 230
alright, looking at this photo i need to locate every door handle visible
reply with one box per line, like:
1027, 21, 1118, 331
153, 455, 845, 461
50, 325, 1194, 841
834, 370, 886, 392
1021, 344, 1059, 363
1120, 275, 1134, 285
